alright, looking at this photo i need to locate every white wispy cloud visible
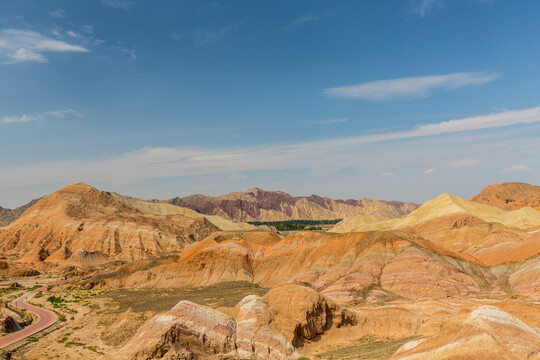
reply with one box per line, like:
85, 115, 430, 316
0, 106, 538, 188
82, 25, 94, 34
48, 9, 65, 18
446, 159, 480, 168
323, 72, 499, 101
503, 165, 531, 172
312, 117, 349, 124
172, 30, 229, 47
100, 0, 133, 9
285, 10, 337, 30
287, 13, 319, 29
412, 0, 445, 17
172, 20, 246, 47
66, 30, 81, 38
121, 48, 136, 59
411, 0, 494, 17
1, 109, 81, 124
0, 29, 89, 64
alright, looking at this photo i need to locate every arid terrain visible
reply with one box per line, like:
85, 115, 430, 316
160, 188, 419, 222
0, 182, 539, 360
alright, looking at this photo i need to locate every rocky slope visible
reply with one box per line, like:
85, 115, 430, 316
403, 214, 540, 266
116, 284, 355, 360
0, 183, 220, 261
0, 198, 41, 227
390, 306, 540, 360
163, 187, 419, 222
470, 182, 540, 210
107, 229, 500, 303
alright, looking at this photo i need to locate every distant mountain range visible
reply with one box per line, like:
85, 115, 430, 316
0, 198, 41, 227
161, 187, 420, 222
3, 182, 539, 227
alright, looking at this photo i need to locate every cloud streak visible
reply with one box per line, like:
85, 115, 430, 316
0, 29, 89, 64
323, 72, 498, 101
285, 10, 337, 30
411, 0, 494, 17
48, 9, 65, 18
1, 109, 81, 124
503, 165, 531, 172
412, 0, 445, 17
0, 106, 538, 188
100, 0, 133, 9
312, 117, 349, 124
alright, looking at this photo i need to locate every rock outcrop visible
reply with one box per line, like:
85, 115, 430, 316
0, 308, 28, 334
119, 301, 238, 359
119, 285, 355, 360
263, 284, 356, 347
1, 315, 27, 333
235, 295, 297, 359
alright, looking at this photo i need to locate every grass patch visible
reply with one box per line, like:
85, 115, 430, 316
64, 339, 105, 355
314, 335, 421, 360
105, 281, 269, 313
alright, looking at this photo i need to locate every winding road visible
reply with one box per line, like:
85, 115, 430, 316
0, 279, 69, 349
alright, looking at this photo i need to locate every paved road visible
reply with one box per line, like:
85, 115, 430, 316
0, 279, 70, 348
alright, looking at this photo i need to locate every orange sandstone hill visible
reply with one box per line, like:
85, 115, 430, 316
163, 187, 419, 222
0, 183, 220, 261
105, 230, 498, 302
470, 182, 540, 210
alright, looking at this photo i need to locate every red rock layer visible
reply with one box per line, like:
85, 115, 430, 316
470, 182, 540, 210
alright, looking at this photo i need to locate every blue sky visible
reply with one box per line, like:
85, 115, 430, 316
1, 0, 539, 207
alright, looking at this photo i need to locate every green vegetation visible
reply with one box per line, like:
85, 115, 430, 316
27, 336, 39, 342
47, 296, 65, 308
64, 338, 105, 355
0, 285, 24, 298
248, 219, 341, 231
